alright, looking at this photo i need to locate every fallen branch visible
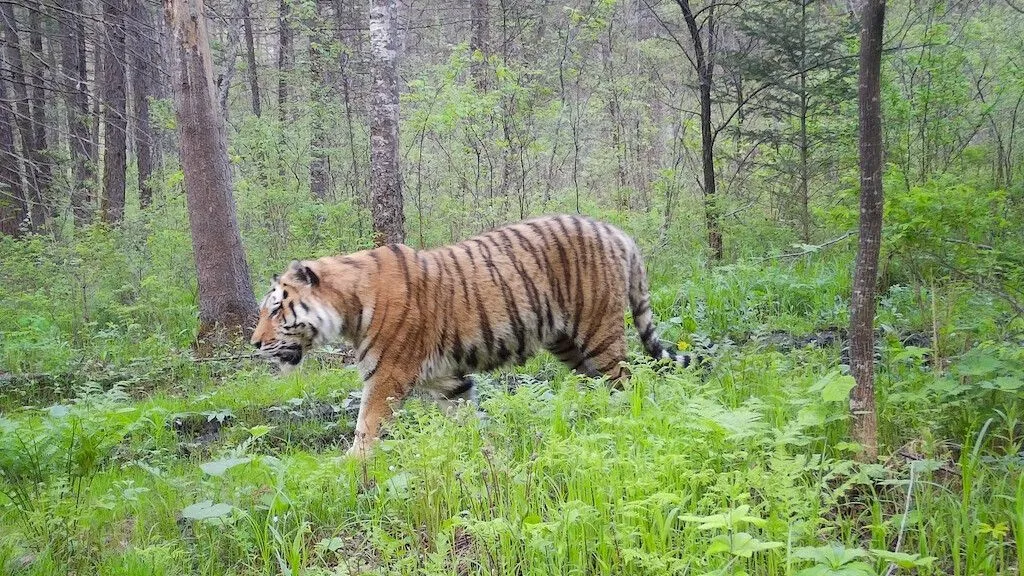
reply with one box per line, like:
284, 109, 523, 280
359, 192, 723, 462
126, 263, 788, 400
755, 231, 855, 263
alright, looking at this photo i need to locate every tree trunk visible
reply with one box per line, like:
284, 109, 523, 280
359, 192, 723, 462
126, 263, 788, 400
676, 0, 722, 261
60, 0, 95, 225
166, 0, 257, 335
27, 0, 51, 213
368, 0, 404, 245
101, 0, 127, 224
1, 3, 45, 230
0, 76, 26, 235
470, 0, 489, 90
309, 0, 332, 200
798, 0, 810, 243
277, 0, 293, 125
241, 0, 261, 117
131, 0, 158, 209
334, 0, 364, 210
849, 0, 886, 463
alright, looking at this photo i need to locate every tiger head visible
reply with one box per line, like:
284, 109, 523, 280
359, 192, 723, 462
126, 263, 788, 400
251, 260, 342, 374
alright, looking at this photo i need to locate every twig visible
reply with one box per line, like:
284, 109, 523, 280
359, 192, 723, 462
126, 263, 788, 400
722, 201, 755, 220
942, 237, 994, 251
884, 463, 917, 576
754, 231, 855, 263
191, 353, 257, 363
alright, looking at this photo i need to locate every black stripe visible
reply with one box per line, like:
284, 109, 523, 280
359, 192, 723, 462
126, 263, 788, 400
583, 333, 620, 362
569, 216, 590, 267
473, 238, 526, 356
450, 247, 473, 309
452, 332, 465, 363
544, 295, 555, 333
444, 377, 474, 399
357, 300, 389, 362
508, 227, 545, 272
497, 229, 545, 340
364, 362, 379, 381
530, 221, 568, 310
596, 359, 622, 375
495, 340, 511, 365
553, 218, 586, 340
473, 288, 494, 354
354, 301, 363, 336
639, 324, 655, 343
388, 244, 411, 294
632, 301, 650, 318
550, 340, 576, 354
459, 243, 494, 354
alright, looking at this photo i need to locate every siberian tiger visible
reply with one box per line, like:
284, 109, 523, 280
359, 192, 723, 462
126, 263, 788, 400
251, 215, 694, 457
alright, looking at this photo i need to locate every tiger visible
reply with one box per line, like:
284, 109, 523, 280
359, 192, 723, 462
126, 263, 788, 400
251, 214, 694, 457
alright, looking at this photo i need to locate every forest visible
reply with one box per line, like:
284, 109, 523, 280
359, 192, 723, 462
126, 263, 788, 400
1, 0, 1023, 574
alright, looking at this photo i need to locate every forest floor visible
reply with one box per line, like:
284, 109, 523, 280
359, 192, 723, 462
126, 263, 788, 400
1, 331, 1020, 576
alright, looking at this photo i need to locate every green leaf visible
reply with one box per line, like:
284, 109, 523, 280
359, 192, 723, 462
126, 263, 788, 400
522, 512, 542, 525
385, 471, 414, 497
811, 371, 856, 403
871, 549, 937, 568
980, 376, 1023, 392
199, 456, 252, 477
247, 424, 275, 439
954, 352, 1002, 377
680, 505, 766, 530
706, 532, 783, 557
315, 537, 346, 554
181, 500, 233, 521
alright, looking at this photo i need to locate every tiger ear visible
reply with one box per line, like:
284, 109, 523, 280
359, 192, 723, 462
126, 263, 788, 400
289, 260, 320, 287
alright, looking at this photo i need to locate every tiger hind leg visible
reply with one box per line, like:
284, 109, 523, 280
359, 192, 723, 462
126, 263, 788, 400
547, 330, 629, 388
578, 328, 630, 389
422, 375, 479, 414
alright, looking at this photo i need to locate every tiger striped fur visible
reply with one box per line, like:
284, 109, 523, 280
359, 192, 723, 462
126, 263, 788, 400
251, 215, 693, 457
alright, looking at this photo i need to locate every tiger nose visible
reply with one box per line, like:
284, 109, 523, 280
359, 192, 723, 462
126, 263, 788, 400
252, 340, 263, 350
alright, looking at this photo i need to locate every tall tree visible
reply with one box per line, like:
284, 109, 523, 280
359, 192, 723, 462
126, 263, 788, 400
470, 0, 489, 89
333, 0, 363, 207
241, 0, 261, 117
130, 0, 159, 209
368, 0, 404, 245
309, 0, 333, 200
277, 0, 293, 124
26, 0, 50, 210
166, 0, 257, 334
733, 1, 855, 242
1, 2, 45, 230
674, 0, 723, 261
849, 0, 886, 463
60, 0, 95, 224
101, 0, 127, 223
0, 76, 26, 235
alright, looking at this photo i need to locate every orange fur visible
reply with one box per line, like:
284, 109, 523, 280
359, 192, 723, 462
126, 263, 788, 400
251, 215, 691, 457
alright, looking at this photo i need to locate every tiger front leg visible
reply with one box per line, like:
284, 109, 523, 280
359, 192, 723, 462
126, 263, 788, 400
347, 372, 414, 458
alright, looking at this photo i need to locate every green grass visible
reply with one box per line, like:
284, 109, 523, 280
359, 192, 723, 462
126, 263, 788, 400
1, 341, 1019, 575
